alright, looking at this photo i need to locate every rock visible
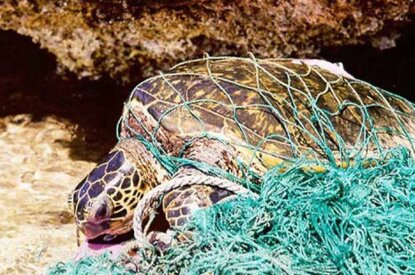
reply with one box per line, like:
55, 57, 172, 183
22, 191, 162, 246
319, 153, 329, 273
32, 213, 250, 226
0, 0, 413, 83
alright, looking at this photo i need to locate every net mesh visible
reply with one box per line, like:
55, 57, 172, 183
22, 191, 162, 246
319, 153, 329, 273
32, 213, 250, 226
48, 56, 415, 274
118, 55, 415, 188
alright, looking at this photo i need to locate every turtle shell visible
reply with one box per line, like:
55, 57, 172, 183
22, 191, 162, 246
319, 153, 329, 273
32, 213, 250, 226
120, 57, 415, 170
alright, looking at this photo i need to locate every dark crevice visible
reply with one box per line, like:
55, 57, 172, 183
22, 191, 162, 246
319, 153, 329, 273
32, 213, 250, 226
0, 30, 134, 162
321, 19, 415, 102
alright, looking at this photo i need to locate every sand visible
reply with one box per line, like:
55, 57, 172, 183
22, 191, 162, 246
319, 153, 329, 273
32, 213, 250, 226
0, 115, 96, 274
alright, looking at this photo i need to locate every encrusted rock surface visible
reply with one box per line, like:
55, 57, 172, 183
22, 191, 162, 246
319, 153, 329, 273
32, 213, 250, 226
0, 0, 413, 83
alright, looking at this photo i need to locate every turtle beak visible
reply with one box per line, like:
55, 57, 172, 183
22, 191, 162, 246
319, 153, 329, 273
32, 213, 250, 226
81, 221, 111, 240
80, 196, 113, 240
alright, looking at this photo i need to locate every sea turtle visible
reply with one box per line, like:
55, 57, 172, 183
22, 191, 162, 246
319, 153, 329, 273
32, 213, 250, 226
69, 56, 415, 250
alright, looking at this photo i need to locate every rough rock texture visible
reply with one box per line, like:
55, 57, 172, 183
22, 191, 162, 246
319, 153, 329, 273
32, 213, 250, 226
0, 0, 414, 83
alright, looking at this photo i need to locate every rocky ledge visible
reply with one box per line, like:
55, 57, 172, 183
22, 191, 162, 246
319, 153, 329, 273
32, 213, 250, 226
0, 0, 414, 83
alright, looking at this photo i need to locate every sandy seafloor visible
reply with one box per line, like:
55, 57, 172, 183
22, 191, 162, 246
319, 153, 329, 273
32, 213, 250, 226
0, 30, 126, 274
0, 115, 95, 274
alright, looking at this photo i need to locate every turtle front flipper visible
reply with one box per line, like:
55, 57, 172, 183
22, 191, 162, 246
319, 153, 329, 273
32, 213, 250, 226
156, 138, 248, 230
132, 174, 256, 249
119, 178, 246, 272
163, 185, 234, 228
134, 184, 235, 253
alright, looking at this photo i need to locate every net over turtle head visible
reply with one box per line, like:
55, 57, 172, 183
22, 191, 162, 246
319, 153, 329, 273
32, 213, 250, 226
68, 139, 158, 240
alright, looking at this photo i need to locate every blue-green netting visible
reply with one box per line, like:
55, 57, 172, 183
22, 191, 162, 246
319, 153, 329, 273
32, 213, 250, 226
48, 57, 415, 274
49, 147, 415, 275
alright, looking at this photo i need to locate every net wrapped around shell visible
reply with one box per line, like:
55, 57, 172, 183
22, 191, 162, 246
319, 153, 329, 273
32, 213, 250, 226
49, 56, 415, 274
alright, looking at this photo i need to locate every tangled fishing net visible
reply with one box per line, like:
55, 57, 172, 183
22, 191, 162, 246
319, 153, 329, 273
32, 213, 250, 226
49, 56, 415, 274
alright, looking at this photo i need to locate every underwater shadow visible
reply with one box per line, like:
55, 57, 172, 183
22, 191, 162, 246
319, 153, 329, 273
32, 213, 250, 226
321, 19, 415, 102
0, 30, 134, 162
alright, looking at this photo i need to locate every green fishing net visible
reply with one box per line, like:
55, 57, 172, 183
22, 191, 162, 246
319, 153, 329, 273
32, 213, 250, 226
48, 56, 415, 274
49, 148, 415, 274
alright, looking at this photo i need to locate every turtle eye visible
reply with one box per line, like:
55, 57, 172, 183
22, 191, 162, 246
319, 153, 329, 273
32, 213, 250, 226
94, 201, 111, 220
88, 196, 113, 223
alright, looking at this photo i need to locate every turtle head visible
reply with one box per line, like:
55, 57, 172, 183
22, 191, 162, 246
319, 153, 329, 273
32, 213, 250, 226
69, 139, 150, 240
